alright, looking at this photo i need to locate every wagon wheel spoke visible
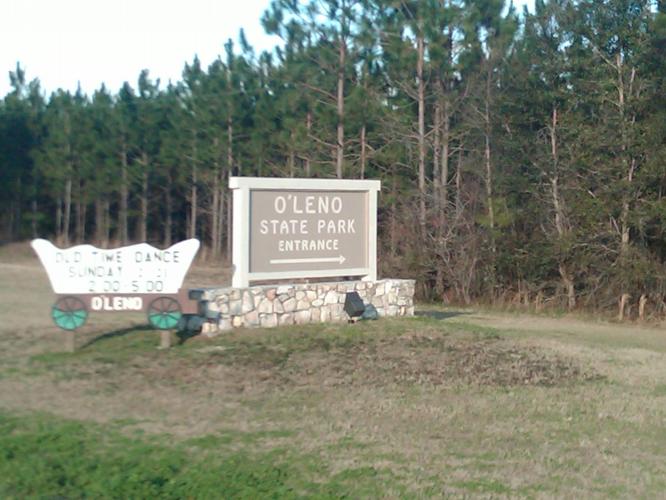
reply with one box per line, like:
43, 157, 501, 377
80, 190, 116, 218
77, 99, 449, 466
147, 297, 182, 330
52, 296, 88, 331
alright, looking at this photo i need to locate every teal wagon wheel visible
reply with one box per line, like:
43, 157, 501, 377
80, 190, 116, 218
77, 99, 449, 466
147, 297, 182, 330
52, 296, 88, 331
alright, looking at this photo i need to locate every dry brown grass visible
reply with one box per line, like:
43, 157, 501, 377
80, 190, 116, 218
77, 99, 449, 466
1, 245, 666, 496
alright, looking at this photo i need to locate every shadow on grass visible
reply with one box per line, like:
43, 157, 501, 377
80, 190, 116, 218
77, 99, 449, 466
80, 324, 154, 349
415, 310, 471, 321
176, 330, 200, 345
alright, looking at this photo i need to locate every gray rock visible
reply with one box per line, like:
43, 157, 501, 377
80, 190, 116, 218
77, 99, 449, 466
200, 322, 219, 337
283, 297, 297, 312
371, 296, 384, 307
258, 298, 274, 314
331, 303, 345, 320
279, 313, 294, 326
217, 318, 233, 331
294, 309, 311, 324
242, 291, 255, 313
260, 313, 278, 328
245, 310, 260, 327
229, 300, 242, 315
324, 291, 338, 305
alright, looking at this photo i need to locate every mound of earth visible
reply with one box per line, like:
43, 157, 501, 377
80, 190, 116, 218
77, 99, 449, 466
188, 331, 600, 391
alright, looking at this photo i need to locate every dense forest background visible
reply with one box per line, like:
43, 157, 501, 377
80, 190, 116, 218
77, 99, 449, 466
1, 0, 666, 313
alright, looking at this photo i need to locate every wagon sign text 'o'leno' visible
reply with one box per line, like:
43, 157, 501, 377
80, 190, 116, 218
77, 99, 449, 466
230, 177, 380, 287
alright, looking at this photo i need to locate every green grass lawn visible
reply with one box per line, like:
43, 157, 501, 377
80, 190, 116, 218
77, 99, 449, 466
2, 299, 666, 497
0, 411, 403, 499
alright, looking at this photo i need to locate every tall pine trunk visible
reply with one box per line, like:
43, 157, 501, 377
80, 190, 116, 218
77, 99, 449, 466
210, 137, 220, 257
163, 171, 172, 247
226, 186, 233, 258
189, 138, 198, 239
225, 113, 234, 257
360, 124, 367, 179
55, 197, 62, 244
63, 178, 72, 246
119, 144, 129, 245
218, 186, 225, 258
440, 98, 450, 211
75, 179, 85, 243
550, 106, 575, 310
455, 146, 463, 217
103, 200, 110, 247
617, 58, 637, 256
95, 198, 105, 244
138, 152, 148, 242
31, 198, 37, 239
305, 112, 312, 176
336, 34, 346, 179
417, 32, 427, 235
484, 66, 497, 294
433, 98, 441, 211
484, 78, 495, 238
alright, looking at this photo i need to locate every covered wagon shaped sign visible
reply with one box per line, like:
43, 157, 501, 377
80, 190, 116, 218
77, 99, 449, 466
31, 238, 200, 331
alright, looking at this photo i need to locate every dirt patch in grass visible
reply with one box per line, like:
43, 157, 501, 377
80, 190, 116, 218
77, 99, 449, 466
248, 331, 599, 390
100, 329, 598, 393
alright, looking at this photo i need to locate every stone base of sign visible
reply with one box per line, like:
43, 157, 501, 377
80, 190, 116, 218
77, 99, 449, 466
199, 279, 415, 336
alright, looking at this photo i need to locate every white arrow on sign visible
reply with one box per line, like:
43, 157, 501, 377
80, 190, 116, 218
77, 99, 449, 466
270, 255, 347, 265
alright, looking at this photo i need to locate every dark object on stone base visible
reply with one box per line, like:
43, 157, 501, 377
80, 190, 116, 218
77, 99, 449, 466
361, 304, 379, 320
344, 292, 366, 318
177, 314, 205, 333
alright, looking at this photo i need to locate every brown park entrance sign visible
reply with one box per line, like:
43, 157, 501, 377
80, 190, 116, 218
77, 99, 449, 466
230, 177, 380, 287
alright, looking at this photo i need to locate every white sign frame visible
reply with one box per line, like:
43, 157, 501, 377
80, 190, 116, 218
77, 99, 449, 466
230, 177, 380, 288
